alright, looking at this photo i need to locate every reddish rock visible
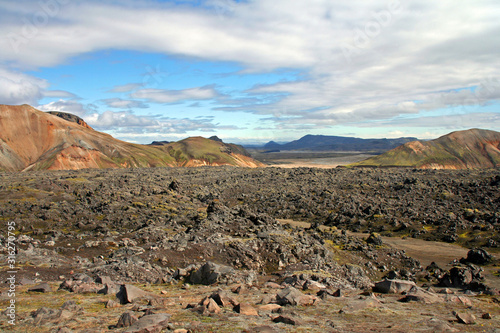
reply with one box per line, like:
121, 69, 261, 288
234, 303, 258, 316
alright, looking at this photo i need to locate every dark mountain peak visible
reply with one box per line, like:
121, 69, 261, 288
46, 111, 93, 129
264, 141, 282, 149
209, 135, 223, 143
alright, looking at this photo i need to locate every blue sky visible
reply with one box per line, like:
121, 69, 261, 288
0, 0, 499, 144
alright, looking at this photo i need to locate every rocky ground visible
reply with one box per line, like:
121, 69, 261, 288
0, 166, 499, 332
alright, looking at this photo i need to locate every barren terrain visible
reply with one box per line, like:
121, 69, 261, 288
0, 166, 499, 332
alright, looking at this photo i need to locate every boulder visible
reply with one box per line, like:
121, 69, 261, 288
276, 287, 319, 306
455, 312, 476, 325
234, 303, 258, 316
439, 266, 481, 288
123, 313, 171, 333
398, 287, 442, 304
461, 248, 493, 265
189, 262, 235, 285
117, 284, 151, 304
373, 279, 416, 294
272, 315, 302, 326
117, 312, 139, 328
366, 232, 383, 246
28, 282, 52, 293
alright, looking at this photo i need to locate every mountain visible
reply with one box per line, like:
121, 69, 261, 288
46, 111, 93, 130
0, 104, 263, 171
350, 129, 500, 169
265, 134, 417, 152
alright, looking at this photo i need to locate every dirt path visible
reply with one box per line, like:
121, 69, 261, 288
349, 232, 469, 268
278, 219, 500, 289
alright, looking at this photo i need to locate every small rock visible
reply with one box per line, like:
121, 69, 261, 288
366, 232, 383, 246
105, 300, 120, 308
123, 313, 171, 333
373, 279, 416, 294
276, 286, 319, 306
482, 313, 492, 319
19, 277, 36, 285
273, 315, 301, 326
117, 312, 139, 328
248, 326, 277, 332
264, 281, 283, 289
258, 304, 281, 312
54, 328, 73, 333
28, 282, 52, 293
231, 284, 247, 294
234, 303, 258, 316
118, 284, 150, 304
455, 312, 476, 325
60, 300, 83, 313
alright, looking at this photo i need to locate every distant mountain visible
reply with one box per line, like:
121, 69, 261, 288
0, 105, 263, 171
351, 129, 500, 169
264, 134, 417, 152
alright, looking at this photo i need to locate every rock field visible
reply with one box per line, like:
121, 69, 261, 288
0, 166, 499, 332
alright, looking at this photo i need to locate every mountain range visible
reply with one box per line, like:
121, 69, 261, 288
0, 105, 262, 172
351, 128, 500, 169
264, 134, 417, 152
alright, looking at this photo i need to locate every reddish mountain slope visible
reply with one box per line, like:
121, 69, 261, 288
0, 105, 262, 171
351, 129, 500, 169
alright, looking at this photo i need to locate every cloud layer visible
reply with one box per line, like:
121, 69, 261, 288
0, 0, 499, 139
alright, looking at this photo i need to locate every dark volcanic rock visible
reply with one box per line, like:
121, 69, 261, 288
28, 282, 52, 293
373, 279, 416, 294
461, 248, 493, 265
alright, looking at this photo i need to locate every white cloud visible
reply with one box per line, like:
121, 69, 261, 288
107, 83, 142, 93
0, 0, 499, 133
131, 86, 219, 104
86, 110, 159, 129
37, 99, 95, 118
101, 98, 149, 109
0, 68, 47, 105
43, 90, 78, 98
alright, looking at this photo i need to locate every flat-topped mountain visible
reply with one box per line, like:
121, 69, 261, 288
351, 129, 500, 169
0, 104, 262, 171
265, 134, 417, 152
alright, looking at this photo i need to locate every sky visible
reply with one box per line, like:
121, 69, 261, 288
0, 0, 499, 144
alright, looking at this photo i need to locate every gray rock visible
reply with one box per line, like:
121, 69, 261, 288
189, 262, 235, 285
28, 282, 52, 293
118, 284, 151, 304
373, 279, 416, 294
456, 312, 476, 325
117, 312, 138, 328
123, 313, 171, 333
276, 287, 319, 306
60, 300, 84, 313
399, 287, 442, 304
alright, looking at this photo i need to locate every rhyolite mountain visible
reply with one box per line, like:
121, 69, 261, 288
264, 134, 417, 152
351, 129, 500, 169
0, 104, 262, 171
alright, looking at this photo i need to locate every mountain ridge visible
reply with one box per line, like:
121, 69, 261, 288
0, 104, 262, 171
264, 134, 418, 152
350, 128, 500, 169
